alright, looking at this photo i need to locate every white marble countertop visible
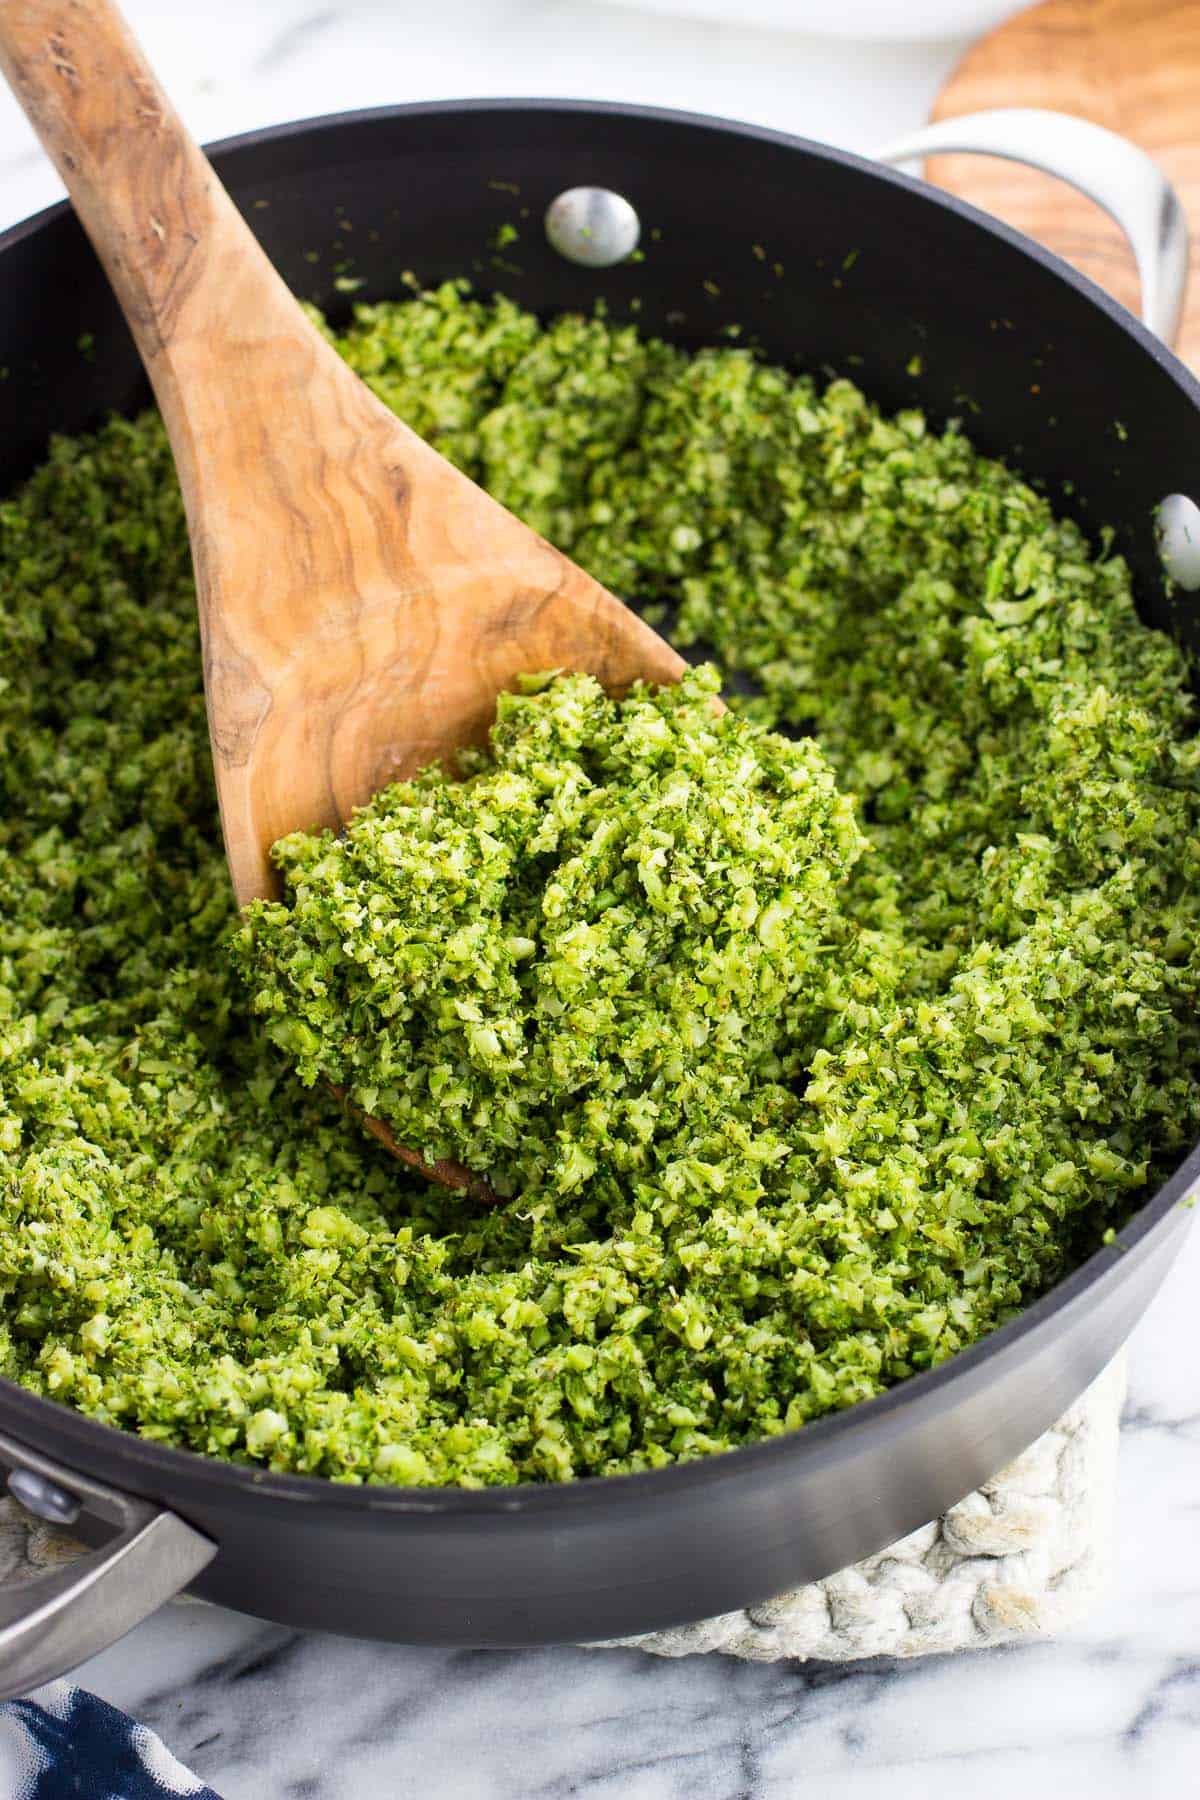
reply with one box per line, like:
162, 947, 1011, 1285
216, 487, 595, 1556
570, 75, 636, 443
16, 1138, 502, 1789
2, 4, 1198, 1796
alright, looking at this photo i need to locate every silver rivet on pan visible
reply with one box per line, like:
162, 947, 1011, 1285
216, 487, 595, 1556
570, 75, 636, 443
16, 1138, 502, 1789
1155, 493, 1200, 590
7, 1467, 82, 1526
545, 187, 640, 268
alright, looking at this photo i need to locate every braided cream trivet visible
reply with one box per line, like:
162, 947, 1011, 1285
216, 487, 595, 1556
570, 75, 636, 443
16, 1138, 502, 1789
0, 1356, 1123, 1666
605, 1356, 1125, 1660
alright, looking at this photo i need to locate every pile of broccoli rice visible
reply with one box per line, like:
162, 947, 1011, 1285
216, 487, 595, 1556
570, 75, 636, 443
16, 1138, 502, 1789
2, 282, 1198, 1486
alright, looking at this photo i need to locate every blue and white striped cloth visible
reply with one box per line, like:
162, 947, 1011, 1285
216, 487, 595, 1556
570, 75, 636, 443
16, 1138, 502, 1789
0, 1684, 221, 1799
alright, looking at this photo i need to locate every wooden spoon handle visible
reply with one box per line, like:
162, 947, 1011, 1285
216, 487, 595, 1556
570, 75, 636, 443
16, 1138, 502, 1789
0, 0, 412, 908
0, 0, 285, 382
0, 0, 688, 932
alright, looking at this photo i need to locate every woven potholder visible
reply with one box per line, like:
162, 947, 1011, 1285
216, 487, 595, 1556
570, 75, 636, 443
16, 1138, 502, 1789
605, 1356, 1125, 1660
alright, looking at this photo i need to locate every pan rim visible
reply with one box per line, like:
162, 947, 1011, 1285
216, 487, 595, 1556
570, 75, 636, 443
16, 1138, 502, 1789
0, 94, 1196, 1519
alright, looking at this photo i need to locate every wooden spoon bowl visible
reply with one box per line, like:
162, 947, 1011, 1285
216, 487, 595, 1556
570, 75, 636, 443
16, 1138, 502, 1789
0, 0, 688, 1198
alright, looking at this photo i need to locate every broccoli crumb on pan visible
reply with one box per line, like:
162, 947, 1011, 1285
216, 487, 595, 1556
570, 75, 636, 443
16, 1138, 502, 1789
1, 282, 1197, 1486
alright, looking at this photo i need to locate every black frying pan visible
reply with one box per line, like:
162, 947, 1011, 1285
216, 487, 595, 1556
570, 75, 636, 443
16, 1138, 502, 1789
0, 99, 1198, 1692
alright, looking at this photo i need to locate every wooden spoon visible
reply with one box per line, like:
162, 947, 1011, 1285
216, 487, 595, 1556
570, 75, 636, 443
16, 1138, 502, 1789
0, 0, 686, 1198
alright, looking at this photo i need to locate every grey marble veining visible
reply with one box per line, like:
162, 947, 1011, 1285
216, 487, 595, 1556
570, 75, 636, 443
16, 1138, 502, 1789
3, 4, 1198, 1794
0, 0, 967, 236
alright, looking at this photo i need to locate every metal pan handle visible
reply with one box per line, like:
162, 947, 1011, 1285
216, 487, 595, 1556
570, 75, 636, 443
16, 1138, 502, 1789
878, 107, 1189, 347
0, 1429, 215, 1700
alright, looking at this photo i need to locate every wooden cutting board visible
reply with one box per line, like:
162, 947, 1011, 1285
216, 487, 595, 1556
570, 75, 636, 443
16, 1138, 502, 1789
926, 0, 1200, 370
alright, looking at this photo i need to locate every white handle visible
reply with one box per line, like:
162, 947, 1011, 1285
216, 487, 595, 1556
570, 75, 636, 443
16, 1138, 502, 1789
878, 108, 1189, 346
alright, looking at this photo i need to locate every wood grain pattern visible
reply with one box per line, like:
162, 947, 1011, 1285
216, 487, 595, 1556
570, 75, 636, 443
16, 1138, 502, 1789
927, 0, 1200, 370
329, 1086, 499, 1203
0, 0, 686, 912
0, 0, 688, 1192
